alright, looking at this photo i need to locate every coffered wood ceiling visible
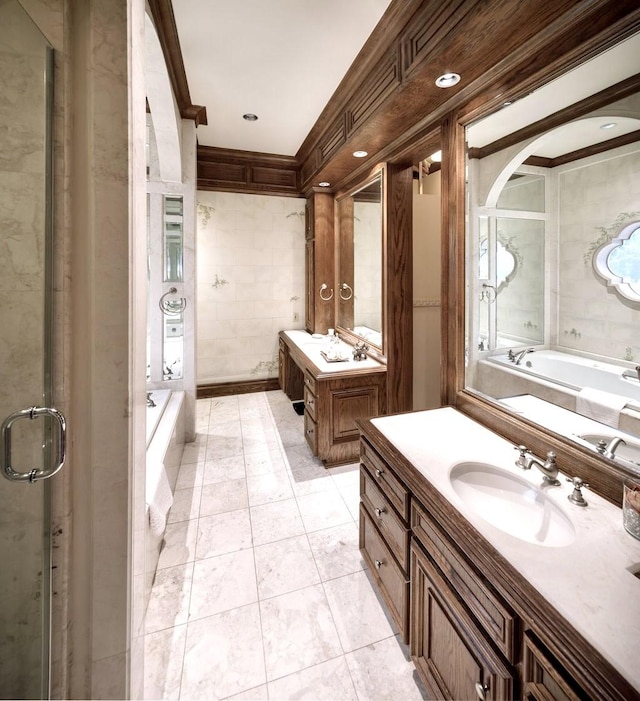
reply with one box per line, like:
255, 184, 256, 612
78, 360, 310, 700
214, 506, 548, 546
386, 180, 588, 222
149, 0, 640, 197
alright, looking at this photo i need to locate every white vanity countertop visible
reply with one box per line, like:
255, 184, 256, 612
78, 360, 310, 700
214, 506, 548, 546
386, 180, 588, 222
370, 407, 640, 692
282, 329, 384, 373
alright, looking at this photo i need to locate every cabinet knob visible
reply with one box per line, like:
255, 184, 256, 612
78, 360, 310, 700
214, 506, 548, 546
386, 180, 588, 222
374, 559, 383, 569
375, 468, 383, 478
475, 682, 489, 701
375, 507, 386, 517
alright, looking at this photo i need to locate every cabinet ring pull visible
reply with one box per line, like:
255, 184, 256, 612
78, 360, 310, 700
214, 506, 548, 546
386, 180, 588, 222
339, 282, 353, 301
319, 283, 334, 301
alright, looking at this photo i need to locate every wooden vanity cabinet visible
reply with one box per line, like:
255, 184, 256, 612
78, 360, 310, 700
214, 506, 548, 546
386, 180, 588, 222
279, 331, 386, 466
358, 425, 638, 701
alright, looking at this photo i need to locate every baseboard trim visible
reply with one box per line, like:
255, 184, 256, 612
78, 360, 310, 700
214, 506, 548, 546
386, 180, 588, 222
197, 378, 281, 398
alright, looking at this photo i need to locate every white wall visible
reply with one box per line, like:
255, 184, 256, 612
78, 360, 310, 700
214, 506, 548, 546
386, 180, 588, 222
196, 191, 306, 384
556, 145, 640, 362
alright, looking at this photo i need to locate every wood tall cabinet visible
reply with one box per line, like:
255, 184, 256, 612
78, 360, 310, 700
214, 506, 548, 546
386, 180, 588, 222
358, 424, 640, 701
305, 192, 334, 334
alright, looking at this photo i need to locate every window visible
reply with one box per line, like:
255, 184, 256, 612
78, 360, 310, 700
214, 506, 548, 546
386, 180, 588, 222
594, 221, 640, 302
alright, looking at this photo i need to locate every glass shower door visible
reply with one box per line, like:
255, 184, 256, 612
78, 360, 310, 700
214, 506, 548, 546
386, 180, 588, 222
0, 3, 59, 698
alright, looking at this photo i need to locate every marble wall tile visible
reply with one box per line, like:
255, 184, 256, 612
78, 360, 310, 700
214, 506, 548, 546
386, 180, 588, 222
196, 191, 306, 385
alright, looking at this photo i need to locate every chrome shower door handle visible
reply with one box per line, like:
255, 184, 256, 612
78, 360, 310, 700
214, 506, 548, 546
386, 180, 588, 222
2, 406, 67, 483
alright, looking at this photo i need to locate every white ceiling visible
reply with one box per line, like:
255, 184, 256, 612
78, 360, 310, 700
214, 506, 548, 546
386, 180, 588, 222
172, 0, 392, 156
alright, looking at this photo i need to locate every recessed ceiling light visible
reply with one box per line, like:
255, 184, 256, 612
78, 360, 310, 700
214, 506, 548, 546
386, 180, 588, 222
353, 150, 368, 158
319, 181, 331, 187
243, 113, 258, 121
429, 150, 442, 162
435, 72, 460, 88
601, 122, 617, 130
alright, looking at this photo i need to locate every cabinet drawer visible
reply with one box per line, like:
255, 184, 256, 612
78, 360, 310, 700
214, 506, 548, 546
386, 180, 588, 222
304, 370, 317, 396
360, 466, 410, 571
412, 501, 516, 664
304, 411, 318, 454
304, 386, 317, 420
360, 439, 409, 521
359, 504, 409, 643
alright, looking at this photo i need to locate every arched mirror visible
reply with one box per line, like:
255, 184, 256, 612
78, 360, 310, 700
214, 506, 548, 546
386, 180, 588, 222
464, 30, 640, 476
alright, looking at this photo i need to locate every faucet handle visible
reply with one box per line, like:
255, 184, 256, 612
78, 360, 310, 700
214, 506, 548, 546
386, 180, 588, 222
544, 451, 557, 465
566, 476, 589, 506
514, 444, 530, 468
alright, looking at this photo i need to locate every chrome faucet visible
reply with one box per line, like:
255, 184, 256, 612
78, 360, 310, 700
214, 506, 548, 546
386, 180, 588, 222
596, 436, 626, 459
514, 445, 560, 485
146, 392, 156, 408
510, 347, 535, 365
622, 366, 640, 382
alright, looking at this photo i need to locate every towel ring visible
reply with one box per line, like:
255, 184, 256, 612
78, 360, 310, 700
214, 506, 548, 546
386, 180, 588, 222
319, 283, 334, 301
339, 282, 353, 301
159, 287, 187, 316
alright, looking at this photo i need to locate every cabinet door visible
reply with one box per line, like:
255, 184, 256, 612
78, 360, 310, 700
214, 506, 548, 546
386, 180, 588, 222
523, 632, 584, 701
411, 543, 514, 701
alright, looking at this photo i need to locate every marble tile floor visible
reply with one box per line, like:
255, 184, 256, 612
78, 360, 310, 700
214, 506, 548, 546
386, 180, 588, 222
144, 390, 428, 701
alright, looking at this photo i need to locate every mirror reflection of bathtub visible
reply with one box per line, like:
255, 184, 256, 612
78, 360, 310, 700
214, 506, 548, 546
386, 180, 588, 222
475, 349, 640, 440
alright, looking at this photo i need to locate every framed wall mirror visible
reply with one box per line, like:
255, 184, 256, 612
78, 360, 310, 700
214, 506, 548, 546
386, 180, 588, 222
336, 169, 385, 352
463, 30, 640, 482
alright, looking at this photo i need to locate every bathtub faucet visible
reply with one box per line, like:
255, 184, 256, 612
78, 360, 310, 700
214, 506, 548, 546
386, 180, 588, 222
511, 347, 535, 365
622, 366, 640, 382
146, 392, 156, 408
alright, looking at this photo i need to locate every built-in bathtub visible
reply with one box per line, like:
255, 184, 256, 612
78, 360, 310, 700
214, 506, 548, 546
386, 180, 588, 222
145, 389, 186, 607
475, 349, 640, 436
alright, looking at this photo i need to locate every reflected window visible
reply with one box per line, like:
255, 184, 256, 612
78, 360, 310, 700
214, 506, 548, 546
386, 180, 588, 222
594, 221, 640, 301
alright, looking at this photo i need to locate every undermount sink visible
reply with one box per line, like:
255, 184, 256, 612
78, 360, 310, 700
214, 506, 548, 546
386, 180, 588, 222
579, 433, 640, 465
449, 461, 576, 547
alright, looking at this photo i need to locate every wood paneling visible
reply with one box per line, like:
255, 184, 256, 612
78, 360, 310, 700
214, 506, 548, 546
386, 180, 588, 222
197, 378, 279, 398
197, 146, 300, 197
147, 0, 207, 126
385, 164, 413, 413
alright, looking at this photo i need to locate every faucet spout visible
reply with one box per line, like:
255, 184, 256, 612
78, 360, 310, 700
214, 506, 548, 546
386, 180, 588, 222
514, 445, 560, 485
512, 347, 535, 365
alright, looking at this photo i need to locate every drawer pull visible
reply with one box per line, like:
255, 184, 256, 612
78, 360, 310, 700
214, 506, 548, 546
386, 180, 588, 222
375, 507, 386, 517
306, 427, 314, 435
374, 559, 383, 569
375, 468, 383, 478
475, 682, 489, 701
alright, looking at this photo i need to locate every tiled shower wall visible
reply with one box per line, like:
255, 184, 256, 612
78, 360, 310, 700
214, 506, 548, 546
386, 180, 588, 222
557, 145, 640, 362
196, 192, 306, 385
